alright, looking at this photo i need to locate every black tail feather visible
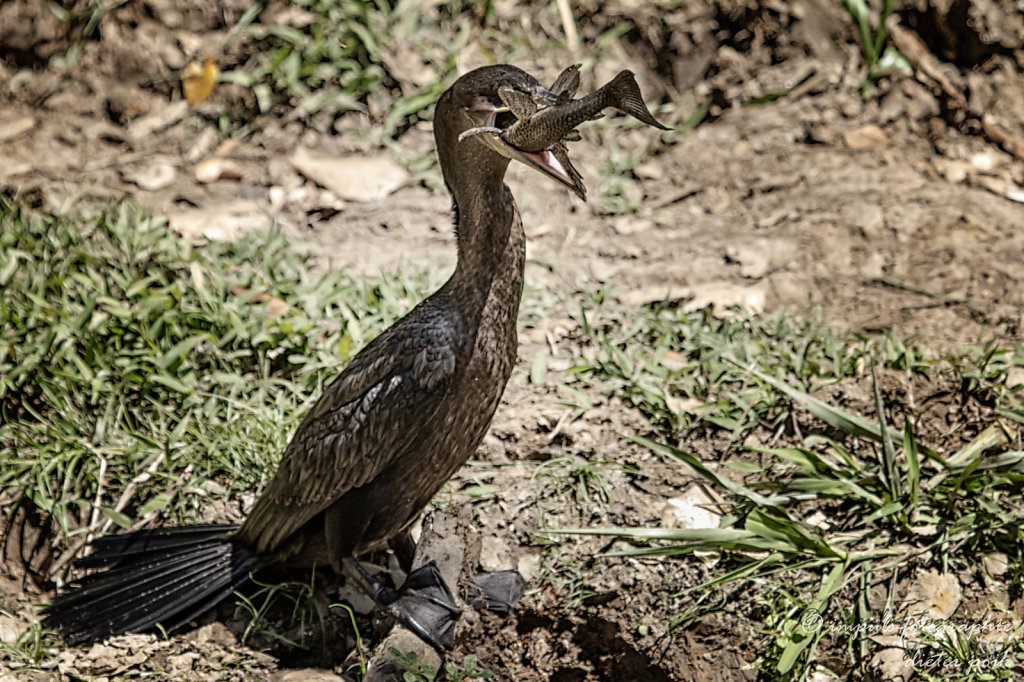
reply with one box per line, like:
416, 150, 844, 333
56, 547, 231, 629
43, 524, 259, 644
76, 524, 239, 568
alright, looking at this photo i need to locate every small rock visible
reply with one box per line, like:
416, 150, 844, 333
617, 280, 770, 313
168, 199, 269, 240
185, 126, 219, 163
334, 582, 376, 615
982, 552, 1009, 577
689, 280, 767, 312
803, 510, 831, 531
184, 621, 237, 647
0, 614, 25, 644
612, 216, 654, 235
0, 115, 35, 142
860, 251, 886, 279
517, 552, 541, 582
634, 159, 664, 180
479, 534, 513, 572
261, 4, 318, 27
265, 297, 291, 318
725, 242, 772, 279
107, 633, 156, 649
86, 643, 121, 661
166, 652, 200, 675
664, 394, 703, 416
869, 646, 913, 682
268, 185, 288, 211
660, 350, 687, 372
124, 162, 176, 191
844, 124, 889, 149
383, 44, 439, 89
126, 100, 190, 140
806, 123, 836, 145
970, 152, 995, 171
877, 88, 907, 124
195, 157, 243, 183
934, 158, 970, 184
214, 138, 242, 157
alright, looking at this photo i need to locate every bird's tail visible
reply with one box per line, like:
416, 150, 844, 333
42, 524, 260, 644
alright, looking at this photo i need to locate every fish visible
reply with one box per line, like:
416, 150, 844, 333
501, 69, 669, 153
457, 66, 669, 200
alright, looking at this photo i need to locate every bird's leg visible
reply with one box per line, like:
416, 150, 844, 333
388, 529, 417, 574
344, 556, 461, 652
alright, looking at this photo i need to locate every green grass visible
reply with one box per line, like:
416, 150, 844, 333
6, 198, 1023, 680
549, 296, 1024, 680
0, 197, 444, 548
218, 0, 621, 137
46, 1, 577, 138
221, 0, 471, 133
841, 0, 911, 97
570, 298, 932, 438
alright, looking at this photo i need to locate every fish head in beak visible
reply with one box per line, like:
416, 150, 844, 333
447, 66, 587, 200
469, 115, 587, 201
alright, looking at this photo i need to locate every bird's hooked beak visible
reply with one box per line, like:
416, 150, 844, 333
462, 92, 587, 200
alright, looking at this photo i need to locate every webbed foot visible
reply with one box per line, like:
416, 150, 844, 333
349, 558, 461, 652
465, 569, 525, 617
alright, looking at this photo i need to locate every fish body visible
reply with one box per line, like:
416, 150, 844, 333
502, 70, 669, 153
455, 66, 669, 201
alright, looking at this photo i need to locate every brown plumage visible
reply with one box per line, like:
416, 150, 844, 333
42, 64, 667, 649
239, 66, 535, 566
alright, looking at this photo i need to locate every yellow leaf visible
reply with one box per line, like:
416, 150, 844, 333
183, 58, 219, 106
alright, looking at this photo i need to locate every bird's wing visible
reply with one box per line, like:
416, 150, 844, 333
239, 321, 459, 554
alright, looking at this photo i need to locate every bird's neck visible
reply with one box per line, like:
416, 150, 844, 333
449, 178, 521, 303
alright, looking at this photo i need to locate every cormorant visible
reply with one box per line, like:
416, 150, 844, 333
42, 64, 666, 651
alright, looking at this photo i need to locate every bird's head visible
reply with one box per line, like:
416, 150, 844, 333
434, 65, 585, 199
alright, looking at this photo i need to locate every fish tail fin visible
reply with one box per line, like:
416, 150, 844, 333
42, 524, 259, 644
607, 70, 671, 130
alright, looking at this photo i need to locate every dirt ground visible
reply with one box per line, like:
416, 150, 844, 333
2, 0, 1024, 680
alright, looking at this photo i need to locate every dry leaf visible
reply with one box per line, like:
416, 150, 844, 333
661, 483, 722, 530
183, 58, 219, 106
289, 148, 408, 201
908, 569, 962, 620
